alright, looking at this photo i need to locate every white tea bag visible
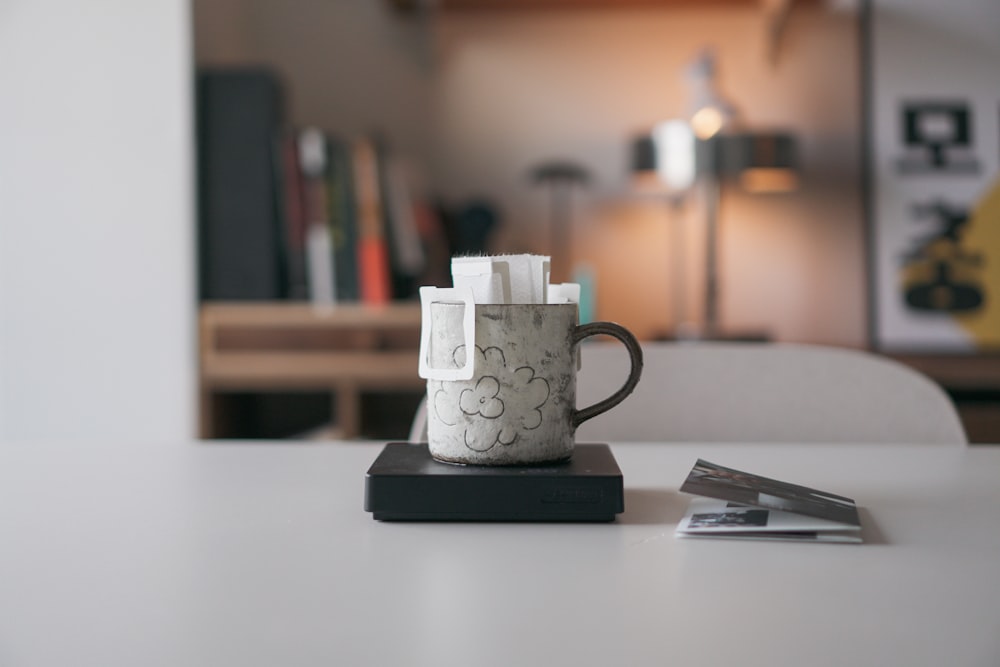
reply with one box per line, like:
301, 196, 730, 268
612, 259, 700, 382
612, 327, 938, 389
450, 256, 512, 304
420, 254, 564, 380
451, 254, 550, 304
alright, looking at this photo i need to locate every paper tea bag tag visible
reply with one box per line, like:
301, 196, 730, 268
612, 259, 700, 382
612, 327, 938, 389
547, 282, 580, 305
451, 257, 512, 304
536, 257, 552, 304
418, 286, 477, 381
547, 282, 583, 370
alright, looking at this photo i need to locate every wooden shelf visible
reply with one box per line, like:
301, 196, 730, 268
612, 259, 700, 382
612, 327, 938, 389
199, 305, 1000, 442
200, 302, 423, 439
203, 352, 425, 390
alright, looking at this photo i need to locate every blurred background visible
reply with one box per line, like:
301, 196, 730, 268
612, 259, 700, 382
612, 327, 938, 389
1, 0, 998, 443
194, 0, 863, 343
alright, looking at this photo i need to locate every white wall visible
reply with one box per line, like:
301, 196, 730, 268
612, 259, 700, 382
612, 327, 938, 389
0, 0, 196, 440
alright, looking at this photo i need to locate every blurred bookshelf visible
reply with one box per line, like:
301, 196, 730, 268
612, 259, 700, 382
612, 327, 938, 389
191, 4, 1000, 445
195, 68, 442, 440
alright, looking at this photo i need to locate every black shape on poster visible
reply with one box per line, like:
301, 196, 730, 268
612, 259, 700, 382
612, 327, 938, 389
896, 101, 980, 175
900, 199, 984, 313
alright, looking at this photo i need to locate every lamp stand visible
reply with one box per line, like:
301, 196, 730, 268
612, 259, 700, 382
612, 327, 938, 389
692, 136, 770, 343
703, 172, 721, 339
667, 197, 701, 340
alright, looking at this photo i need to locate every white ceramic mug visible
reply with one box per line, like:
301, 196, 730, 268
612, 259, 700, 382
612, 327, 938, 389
422, 302, 642, 465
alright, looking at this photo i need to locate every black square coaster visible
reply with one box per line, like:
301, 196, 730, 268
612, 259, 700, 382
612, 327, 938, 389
364, 443, 624, 522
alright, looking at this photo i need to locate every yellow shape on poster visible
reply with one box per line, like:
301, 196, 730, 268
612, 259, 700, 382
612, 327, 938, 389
958, 178, 1000, 345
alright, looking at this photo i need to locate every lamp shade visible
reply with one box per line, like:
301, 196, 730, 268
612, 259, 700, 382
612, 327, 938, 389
631, 127, 799, 194
719, 132, 799, 193
630, 120, 696, 196
631, 134, 657, 173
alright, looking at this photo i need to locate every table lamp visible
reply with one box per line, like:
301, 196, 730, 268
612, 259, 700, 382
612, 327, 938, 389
630, 50, 798, 340
631, 120, 699, 338
631, 129, 799, 340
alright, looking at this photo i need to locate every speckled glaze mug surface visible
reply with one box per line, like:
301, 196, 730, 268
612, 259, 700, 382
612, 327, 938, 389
424, 303, 642, 465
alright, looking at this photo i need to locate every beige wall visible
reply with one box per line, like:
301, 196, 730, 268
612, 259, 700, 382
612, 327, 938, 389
431, 7, 865, 344
195, 0, 435, 168
194, 1, 867, 345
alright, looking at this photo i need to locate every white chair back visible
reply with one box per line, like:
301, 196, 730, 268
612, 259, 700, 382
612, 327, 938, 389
574, 342, 966, 444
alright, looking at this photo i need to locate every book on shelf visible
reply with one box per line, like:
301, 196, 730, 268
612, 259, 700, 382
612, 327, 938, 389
352, 136, 393, 305
277, 129, 431, 306
375, 137, 426, 300
326, 138, 360, 302
675, 459, 863, 543
277, 129, 309, 300
197, 68, 287, 300
298, 127, 336, 306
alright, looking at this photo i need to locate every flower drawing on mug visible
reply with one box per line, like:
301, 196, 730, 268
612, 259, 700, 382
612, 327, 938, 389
432, 345, 550, 452
459, 377, 505, 419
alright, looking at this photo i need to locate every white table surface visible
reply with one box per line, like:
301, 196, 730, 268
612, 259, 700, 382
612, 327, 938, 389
1, 440, 999, 667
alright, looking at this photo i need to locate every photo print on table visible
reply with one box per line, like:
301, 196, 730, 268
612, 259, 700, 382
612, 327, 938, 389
689, 509, 769, 529
679, 459, 860, 526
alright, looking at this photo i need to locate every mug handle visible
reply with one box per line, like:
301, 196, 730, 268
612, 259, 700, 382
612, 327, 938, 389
571, 322, 644, 428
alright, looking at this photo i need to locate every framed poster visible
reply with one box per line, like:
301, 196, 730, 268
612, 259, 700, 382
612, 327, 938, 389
865, 1, 1000, 352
